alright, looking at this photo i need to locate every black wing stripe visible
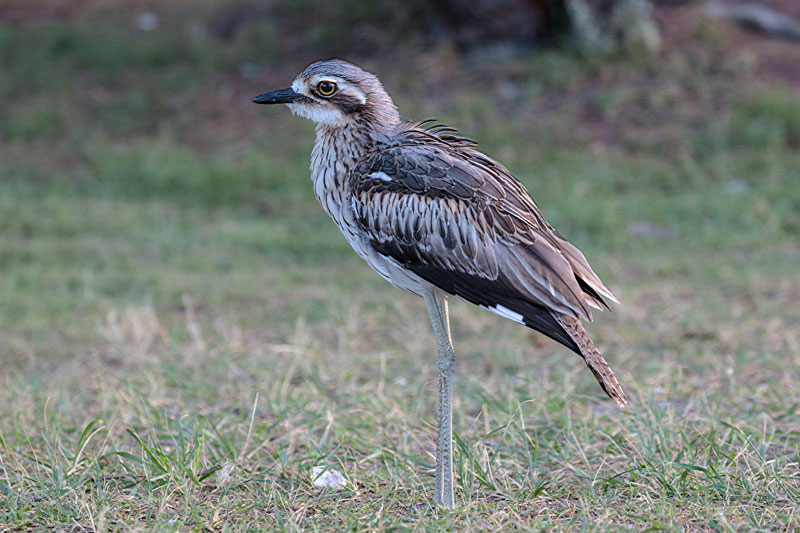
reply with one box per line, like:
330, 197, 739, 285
409, 266, 580, 354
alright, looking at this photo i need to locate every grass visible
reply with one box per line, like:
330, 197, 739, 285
1, 4, 799, 531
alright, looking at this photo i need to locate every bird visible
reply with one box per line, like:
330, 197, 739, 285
252, 59, 628, 509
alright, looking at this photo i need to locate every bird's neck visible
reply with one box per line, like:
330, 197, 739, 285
312, 122, 382, 167
310, 123, 380, 218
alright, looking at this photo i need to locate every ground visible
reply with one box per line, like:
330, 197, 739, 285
0, 2, 799, 531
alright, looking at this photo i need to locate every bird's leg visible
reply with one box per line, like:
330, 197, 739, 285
423, 291, 455, 509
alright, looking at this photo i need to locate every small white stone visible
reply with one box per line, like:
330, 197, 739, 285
218, 461, 235, 483
311, 466, 348, 490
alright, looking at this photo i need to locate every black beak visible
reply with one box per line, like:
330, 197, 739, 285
252, 88, 302, 105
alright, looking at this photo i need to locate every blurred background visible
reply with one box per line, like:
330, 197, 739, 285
1, 0, 799, 529
2, 0, 798, 360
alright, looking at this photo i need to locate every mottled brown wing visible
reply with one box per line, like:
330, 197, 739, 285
349, 131, 615, 352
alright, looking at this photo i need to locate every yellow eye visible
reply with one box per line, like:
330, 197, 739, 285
317, 81, 337, 96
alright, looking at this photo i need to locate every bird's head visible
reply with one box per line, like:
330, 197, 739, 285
253, 59, 400, 129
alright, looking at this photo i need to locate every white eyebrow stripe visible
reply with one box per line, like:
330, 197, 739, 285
308, 75, 346, 86
341, 84, 366, 104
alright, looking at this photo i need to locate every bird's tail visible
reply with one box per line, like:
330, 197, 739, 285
554, 314, 629, 407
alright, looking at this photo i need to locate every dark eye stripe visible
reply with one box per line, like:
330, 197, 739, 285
329, 93, 364, 114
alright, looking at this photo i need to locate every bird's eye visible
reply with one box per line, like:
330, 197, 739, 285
317, 81, 337, 96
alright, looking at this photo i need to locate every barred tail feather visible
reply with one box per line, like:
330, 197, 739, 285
554, 314, 629, 407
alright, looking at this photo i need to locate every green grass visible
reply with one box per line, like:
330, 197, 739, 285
1, 6, 799, 531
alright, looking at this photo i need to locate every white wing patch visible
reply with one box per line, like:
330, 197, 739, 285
368, 172, 393, 182
481, 304, 525, 325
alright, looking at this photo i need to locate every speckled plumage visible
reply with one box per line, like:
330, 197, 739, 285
256, 58, 627, 405
253, 59, 628, 507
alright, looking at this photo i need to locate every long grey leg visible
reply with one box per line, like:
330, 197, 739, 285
423, 290, 455, 509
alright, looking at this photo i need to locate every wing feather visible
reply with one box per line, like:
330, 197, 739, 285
350, 128, 616, 327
